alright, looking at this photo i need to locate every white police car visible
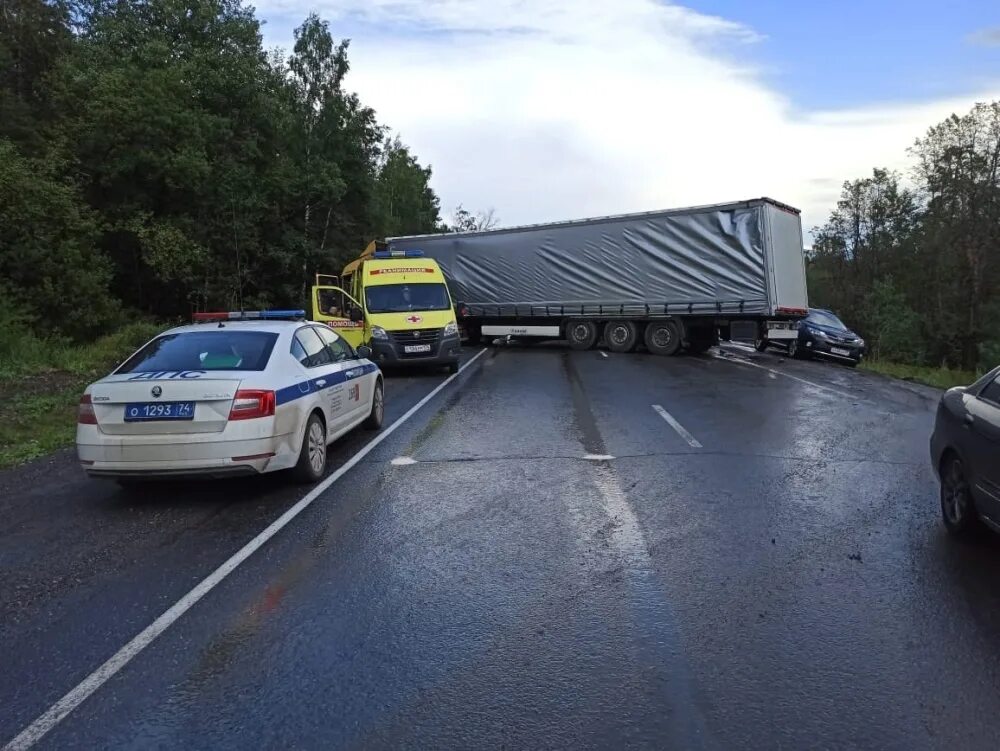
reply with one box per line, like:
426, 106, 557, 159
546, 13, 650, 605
76, 311, 383, 483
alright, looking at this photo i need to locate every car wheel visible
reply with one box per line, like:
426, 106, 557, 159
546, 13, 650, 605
606, 321, 638, 353
364, 380, 385, 430
644, 320, 682, 356
940, 455, 982, 537
566, 321, 598, 350
292, 412, 327, 483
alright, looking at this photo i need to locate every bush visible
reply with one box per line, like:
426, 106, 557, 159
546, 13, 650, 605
0, 297, 159, 378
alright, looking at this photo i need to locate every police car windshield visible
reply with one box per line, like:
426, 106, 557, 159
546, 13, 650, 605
365, 283, 451, 313
116, 331, 279, 373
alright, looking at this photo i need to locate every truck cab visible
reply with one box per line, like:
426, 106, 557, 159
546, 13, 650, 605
311, 246, 461, 372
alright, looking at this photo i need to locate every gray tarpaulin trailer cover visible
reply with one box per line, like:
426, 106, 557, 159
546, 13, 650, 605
387, 198, 807, 318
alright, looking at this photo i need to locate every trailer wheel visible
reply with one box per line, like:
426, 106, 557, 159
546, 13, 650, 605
605, 321, 638, 353
644, 320, 682, 356
566, 321, 598, 350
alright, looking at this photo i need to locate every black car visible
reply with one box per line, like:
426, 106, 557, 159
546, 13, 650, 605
757, 308, 866, 365
930, 366, 1000, 537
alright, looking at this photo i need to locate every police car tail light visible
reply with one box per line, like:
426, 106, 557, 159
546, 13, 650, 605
228, 390, 275, 421
78, 394, 98, 425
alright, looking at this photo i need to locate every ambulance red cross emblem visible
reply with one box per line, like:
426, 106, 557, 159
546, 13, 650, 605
406, 315, 422, 324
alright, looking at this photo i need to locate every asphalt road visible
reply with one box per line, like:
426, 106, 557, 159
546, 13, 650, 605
3, 342, 1000, 749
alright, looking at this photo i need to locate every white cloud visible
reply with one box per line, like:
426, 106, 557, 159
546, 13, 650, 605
966, 26, 1000, 47
258, 0, 1000, 234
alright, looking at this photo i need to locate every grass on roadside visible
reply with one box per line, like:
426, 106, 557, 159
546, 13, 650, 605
860, 359, 980, 390
0, 322, 162, 468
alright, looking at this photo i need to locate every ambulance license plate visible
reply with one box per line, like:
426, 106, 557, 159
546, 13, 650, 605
124, 402, 195, 421
404, 344, 432, 353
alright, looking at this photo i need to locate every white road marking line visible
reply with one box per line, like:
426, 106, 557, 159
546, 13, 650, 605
599, 351, 609, 358
2, 348, 489, 751
583, 453, 615, 460
390, 456, 418, 466
768, 371, 777, 379
712, 352, 857, 400
651, 405, 703, 448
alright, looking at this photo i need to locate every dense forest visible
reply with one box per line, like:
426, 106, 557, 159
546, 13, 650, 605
1, 0, 443, 340
808, 101, 1000, 372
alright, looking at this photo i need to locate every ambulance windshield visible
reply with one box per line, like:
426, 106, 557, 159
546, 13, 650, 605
365, 283, 451, 313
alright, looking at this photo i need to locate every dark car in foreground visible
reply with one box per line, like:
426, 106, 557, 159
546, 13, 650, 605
930, 366, 1000, 537
757, 308, 865, 365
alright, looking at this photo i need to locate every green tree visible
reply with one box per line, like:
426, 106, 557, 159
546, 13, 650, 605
48, 0, 288, 314
808, 168, 920, 336
375, 137, 441, 237
911, 102, 1000, 369
0, 139, 117, 339
0, 0, 75, 153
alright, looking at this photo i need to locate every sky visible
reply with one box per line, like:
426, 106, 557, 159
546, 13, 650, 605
254, 0, 1000, 235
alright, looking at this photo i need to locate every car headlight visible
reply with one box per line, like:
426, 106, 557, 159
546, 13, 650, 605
444, 321, 458, 336
856, 337, 865, 347
370, 326, 389, 341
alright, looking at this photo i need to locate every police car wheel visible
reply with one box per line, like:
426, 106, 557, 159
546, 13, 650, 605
293, 412, 327, 483
364, 380, 384, 430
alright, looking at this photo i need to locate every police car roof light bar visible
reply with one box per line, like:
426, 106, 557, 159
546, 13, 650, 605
192, 309, 306, 323
373, 249, 424, 259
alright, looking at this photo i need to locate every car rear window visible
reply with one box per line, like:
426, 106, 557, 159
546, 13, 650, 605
116, 331, 279, 373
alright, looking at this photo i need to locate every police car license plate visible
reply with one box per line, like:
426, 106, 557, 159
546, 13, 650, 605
404, 344, 432, 353
124, 402, 195, 421
831, 347, 850, 357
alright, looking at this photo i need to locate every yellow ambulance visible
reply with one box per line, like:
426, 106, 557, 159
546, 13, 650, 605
312, 243, 461, 372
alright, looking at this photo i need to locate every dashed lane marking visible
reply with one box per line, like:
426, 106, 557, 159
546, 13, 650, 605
2, 347, 489, 751
390, 456, 418, 465
652, 405, 703, 448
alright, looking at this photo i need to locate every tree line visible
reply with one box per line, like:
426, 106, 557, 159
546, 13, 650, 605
1, 0, 447, 341
808, 101, 1000, 372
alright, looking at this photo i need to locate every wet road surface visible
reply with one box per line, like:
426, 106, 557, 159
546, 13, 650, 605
3, 343, 1000, 749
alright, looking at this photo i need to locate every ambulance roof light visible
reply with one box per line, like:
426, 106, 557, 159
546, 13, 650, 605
372, 249, 424, 259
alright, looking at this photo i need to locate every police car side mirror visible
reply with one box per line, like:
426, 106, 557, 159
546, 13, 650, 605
356, 345, 373, 360
349, 307, 363, 322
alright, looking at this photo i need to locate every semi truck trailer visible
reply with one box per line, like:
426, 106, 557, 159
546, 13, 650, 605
386, 198, 809, 355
